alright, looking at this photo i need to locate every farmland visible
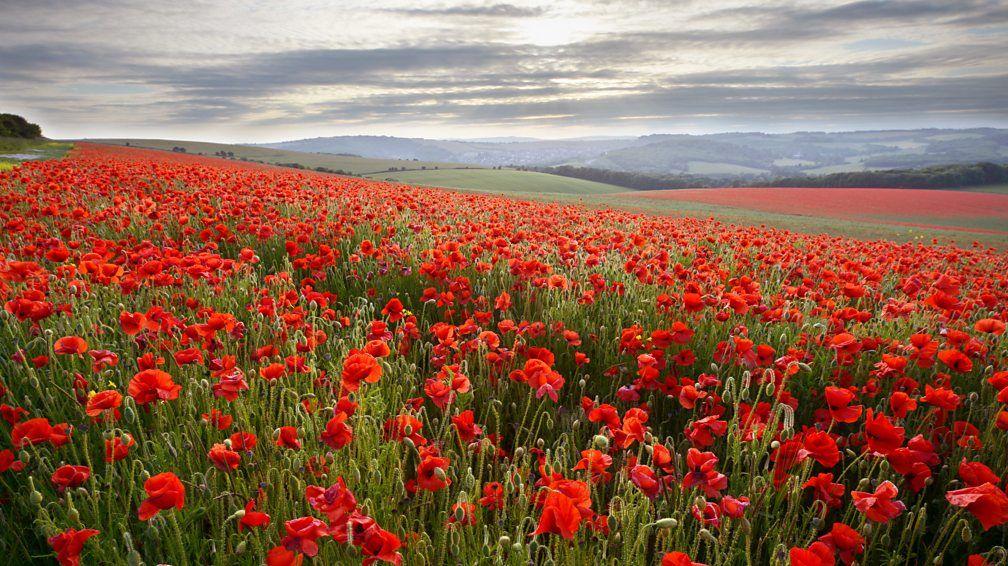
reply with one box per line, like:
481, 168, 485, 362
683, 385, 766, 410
367, 168, 626, 196
1, 143, 1007, 565
625, 187, 1008, 238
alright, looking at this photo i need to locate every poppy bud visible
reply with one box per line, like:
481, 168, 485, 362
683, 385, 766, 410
960, 520, 972, 542
593, 435, 609, 451
434, 467, 447, 482
699, 529, 717, 545
514, 447, 525, 460
235, 541, 247, 555
28, 477, 42, 506
127, 551, 143, 566
654, 518, 678, 529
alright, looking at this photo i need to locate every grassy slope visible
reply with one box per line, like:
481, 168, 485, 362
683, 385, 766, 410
960, 183, 1008, 194
91, 138, 475, 176
0, 137, 73, 170
367, 168, 627, 196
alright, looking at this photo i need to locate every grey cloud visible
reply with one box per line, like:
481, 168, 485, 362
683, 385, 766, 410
384, 3, 545, 17
1, 0, 1006, 136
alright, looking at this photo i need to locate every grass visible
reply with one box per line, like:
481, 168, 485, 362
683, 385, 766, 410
0, 137, 73, 168
91, 138, 474, 176
368, 168, 627, 196
959, 183, 1008, 195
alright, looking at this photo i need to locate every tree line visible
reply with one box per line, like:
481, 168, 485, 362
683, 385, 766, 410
534, 162, 1008, 191
0, 114, 43, 139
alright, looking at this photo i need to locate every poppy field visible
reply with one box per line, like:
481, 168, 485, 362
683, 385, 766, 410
1, 142, 1008, 565
627, 187, 1008, 239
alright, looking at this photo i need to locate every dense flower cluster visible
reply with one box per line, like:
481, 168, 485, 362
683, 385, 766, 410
0, 143, 1007, 564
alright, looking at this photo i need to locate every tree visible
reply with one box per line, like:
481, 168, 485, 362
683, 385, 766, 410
0, 114, 42, 138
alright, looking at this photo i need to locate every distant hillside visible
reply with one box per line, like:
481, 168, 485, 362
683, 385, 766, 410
537, 162, 1008, 192
91, 138, 472, 176
262, 128, 1008, 178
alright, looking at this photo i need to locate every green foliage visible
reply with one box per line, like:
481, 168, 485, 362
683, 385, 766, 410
762, 162, 1008, 190
0, 113, 43, 139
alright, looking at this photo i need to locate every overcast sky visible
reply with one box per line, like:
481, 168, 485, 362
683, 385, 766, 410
2, 0, 1007, 142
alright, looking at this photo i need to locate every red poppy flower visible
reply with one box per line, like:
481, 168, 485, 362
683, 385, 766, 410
946, 483, 1008, 531
276, 426, 301, 450
479, 481, 505, 510
863, 410, 904, 456
341, 351, 382, 392
818, 521, 864, 565
790, 541, 834, 566
48, 528, 99, 566
0, 449, 25, 473
11, 417, 71, 448
320, 411, 353, 449
138, 472, 185, 521
662, 552, 706, 566
238, 499, 271, 532
851, 480, 905, 523
573, 449, 613, 484
54, 335, 88, 355
85, 390, 122, 421
51, 464, 90, 493
416, 446, 451, 492
128, 369, 181, 406
105, 434, 135, 462
208, 443, 240, 471
280, 516, 329, 557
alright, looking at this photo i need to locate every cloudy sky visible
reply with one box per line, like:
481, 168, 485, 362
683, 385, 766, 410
2, 0, 1007, 142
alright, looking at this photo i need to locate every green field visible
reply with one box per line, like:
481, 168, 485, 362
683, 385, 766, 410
91, 138, 474, 176
367, 167, 627, 196
0, 137, 73, 170
960, 183, 1008, 194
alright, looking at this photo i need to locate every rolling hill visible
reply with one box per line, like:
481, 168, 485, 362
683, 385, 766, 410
260, 128, 1008, 178
90, 139, 628, 197
89, 138, 473, 176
